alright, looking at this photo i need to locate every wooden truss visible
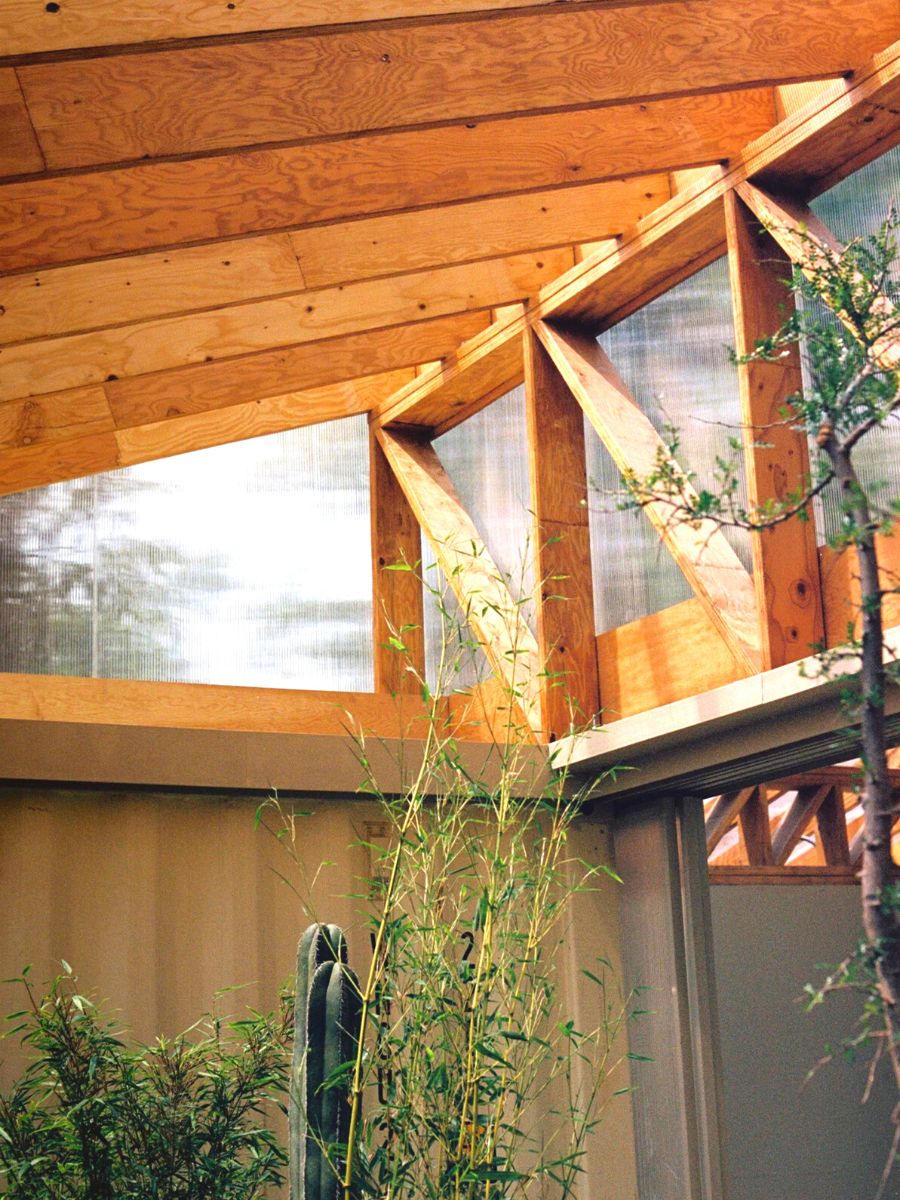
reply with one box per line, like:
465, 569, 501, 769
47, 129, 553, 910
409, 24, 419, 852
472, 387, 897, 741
1, 11, 899, 879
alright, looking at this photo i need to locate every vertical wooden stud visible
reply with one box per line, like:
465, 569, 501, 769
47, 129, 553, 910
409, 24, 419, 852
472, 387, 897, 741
815, 786, 851, 866
523, 328, 600, 739
725, 189, 825, 668
737, 786, 773, 865
369, 423, 426, 694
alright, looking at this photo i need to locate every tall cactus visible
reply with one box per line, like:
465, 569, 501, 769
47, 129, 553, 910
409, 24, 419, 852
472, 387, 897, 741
290, 924, 361, 1200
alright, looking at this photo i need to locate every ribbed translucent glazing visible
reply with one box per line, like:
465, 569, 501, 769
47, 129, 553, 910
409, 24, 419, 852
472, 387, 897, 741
808, 146, 900, 545
424, 386, 533, 690
0, 419, 373, 689
590, 257, 748, 632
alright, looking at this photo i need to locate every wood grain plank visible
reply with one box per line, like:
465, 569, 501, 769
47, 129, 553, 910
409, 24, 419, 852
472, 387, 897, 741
0, 385, 113, 450
0, 234, 304, 344
596, 597, 748, 722
290, 178, 668, 289
724, 189, 824, 668
0, 89, 775, 272
523, 327, 598, 739
0, 68, 43, 175
0, 0, 594, 58
536, 320, 763, 672
0, 371, 410, 493
376, 427, 543, 735
0, 671, 457, 741
18, 0, 891, 168
0, 249, 571, 400
104, 312, 489, 430
116, 371, 411, 464
370, 428, 426, 694
709, 865, 857, 883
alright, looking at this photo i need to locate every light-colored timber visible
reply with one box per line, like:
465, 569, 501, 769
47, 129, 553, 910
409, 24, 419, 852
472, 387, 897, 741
376, 427, 543, 735
14, 0, 892, 170
523, 327, 599, 739
535, 319, 763, 672
724, 189, 824, 667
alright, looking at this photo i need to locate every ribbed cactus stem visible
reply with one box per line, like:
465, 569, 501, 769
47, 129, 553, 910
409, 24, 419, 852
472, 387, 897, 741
290, 924, 360, 1200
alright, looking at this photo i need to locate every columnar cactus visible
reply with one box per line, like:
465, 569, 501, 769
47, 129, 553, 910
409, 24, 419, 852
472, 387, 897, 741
290, 924, 361, 1200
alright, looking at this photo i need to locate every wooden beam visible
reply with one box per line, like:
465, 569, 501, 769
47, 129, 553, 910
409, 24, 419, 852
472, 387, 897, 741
596, 598, 749, 722
0, 0, 597, 58
724, 189, 824, 668
105, 312, 490, 434
375, 428, 543, 736
770, 783, 831, 863
0, 249, 572, 402
0, 89, 776, 273
15, 0, 892, 170
705, 787, 757, 855
0, 371, 412, 495
534, 319, 763, 673
709, 865, 857, 884
737, 786, 773, 865
735, 180, 900, 369
0, 181, 660, 345
815, 785, 852, 866
374, 40, 900, 436
523, 327, 599, 739
0, 671, 487, 741
369, 427, 426, 695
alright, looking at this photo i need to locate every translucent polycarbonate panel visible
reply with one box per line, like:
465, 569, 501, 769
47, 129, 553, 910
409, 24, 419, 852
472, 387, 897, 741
0, 418, 373, 689
423, 386, 533, 690
590, 257, 748, 632
809, 147, 900, 545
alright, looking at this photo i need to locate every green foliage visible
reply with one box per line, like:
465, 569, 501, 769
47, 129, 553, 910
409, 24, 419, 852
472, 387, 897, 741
0, 966, 289, 1199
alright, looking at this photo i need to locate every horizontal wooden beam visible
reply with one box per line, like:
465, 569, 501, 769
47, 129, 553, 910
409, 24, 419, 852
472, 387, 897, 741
13, 0, 891, 172
0, 0, 595, 59
535, 319, 762, 672
374, 40, 900, 433
376, 427, 543, 735
708, 865, 857, 884
0, 671, 480, 740
0, 249, 572, 401
0, 181, 659, 345
0, 88, 775, 272
0, 370, 408, 495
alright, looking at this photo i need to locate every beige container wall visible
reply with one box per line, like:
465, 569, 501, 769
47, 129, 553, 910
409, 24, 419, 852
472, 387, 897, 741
0, 784, 637, 1199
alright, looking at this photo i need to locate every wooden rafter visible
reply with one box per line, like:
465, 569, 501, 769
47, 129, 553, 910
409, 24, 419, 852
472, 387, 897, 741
8, 0, 891, 173
523, 327, 599, 739
770, 783, 832, 864
374, 40, 900, 435
0, 249, 573, 402
533, 319, 763, 673
724, 190, 825, 668
375, 427, 543, 736
0, 90, 775, 275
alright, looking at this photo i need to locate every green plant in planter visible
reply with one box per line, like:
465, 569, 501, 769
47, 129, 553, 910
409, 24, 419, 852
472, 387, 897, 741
290, 924, 361, 1200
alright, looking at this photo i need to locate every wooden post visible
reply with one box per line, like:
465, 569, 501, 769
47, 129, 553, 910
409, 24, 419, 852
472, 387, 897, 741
523, 328, 600, 739
369, 424, 425, 693
614, 796, 726, 1200
725, 189, 825, 668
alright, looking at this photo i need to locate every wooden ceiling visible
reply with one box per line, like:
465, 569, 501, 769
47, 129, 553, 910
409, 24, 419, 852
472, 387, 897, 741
1, 0, 898, 499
